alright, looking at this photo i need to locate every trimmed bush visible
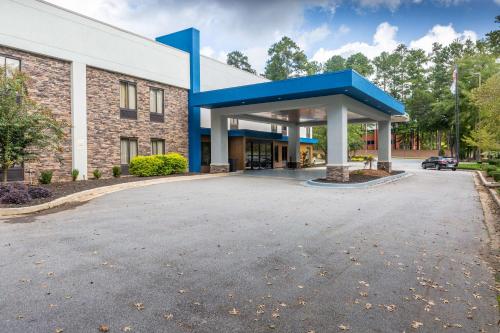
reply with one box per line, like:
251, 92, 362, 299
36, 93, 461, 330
0, 184, 31, 204
112, 165, 121, 178
486, 166, 497, 176
129, 153, 188, 177
129, 156, 164, 177
28, 186, 52, 199
158, 153, 188, 174
93, 169, 102, 179
39, 170, 53, 184
71, 169, 79, 181
491, 172, 500, 182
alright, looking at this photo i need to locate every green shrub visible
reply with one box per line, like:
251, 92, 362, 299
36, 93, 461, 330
482, 163, 491, 171
489, 159, 500, 166
129, 153, 188, 177
38, 170, 53, 184
162, 153, 187, 174
491, 172, 500, 182
486, 166, 497, 176
129, 156, 163, 177
93, 169, 102, 179
112, 165, 121, 178
71, 169, 79, 181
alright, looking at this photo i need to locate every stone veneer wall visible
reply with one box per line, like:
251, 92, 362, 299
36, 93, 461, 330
86, 67, 188, 178
0, 45, 72, 182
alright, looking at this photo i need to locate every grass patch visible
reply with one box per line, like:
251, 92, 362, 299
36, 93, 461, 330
456, 163, 483, 170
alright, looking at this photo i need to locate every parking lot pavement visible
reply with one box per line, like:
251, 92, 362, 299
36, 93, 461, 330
0, 163, 498, 332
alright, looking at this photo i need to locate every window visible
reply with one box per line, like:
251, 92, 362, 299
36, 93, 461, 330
271, 124, 277, 133
306, 127, 311, 138
149, 88, 164, 122
201, 142, 211, 166
230, 118, 239, 130
120, 81, 137, 119
0, 55, 21, 78
120, 138, 138, 165
282, 126, 288, 136
282, 146, 288, 162
151, 139, 165, 155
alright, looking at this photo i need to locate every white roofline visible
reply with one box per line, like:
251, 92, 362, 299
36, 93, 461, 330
33, 0, 189, 56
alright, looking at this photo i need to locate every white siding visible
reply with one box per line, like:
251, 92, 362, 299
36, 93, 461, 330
0, 0, 190, 89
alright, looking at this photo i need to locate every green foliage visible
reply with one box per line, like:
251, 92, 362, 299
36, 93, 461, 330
93, 169, 102, 180
486, 165, 497, 176
38, 170, 53, 184
264, 36, 309, 80
159, 153, 188, 174
129, 156, 163, 177
324, 55, 346, 73
226, 51, 257, 74
456, 163, 482, 171
71, 169, 79, 181
0, 68, 66, 182
112, 166, 121, 178
348, 125, 364, 158
491, 171, 500, 182
363, 155, 376, 169
312, 126, 327, 158
485, 15, 500, 55
129, 154, 187, 177
345, 52, 374, 77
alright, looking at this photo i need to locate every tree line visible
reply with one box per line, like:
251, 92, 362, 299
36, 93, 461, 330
226, 16, 500, 159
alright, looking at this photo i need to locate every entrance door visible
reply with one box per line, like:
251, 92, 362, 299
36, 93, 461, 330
245, 140, 273, 170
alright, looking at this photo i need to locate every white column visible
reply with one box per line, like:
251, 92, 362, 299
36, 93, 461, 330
210, 110, 229, 173
71, 62, 87, 180
287, 125, 301, 168
377, 120, 392, 172
326, 103, 349, 181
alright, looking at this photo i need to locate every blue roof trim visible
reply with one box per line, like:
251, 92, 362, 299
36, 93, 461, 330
191, 69, 404, 116
200, 128, 317, 143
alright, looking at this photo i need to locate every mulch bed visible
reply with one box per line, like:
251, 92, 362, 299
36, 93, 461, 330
313, 170, 405, 184
0, 173, 193, 208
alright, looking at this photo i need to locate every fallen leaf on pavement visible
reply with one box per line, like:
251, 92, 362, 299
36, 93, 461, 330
338, 324, 350, 330
229, 308, 240, 315
99, 325, 109, 332
411, 321, 423, 329
134, 302, 144, 310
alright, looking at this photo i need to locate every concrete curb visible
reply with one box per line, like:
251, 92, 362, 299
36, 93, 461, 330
303, 171, 411, 189
0, 173, 228, 217
476, 170, 500, 188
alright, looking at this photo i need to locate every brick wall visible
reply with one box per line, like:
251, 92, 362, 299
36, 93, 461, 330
86, 67, 188, 178
0, 45, 72, 182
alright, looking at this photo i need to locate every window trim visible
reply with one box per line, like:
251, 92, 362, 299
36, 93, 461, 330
149, 87, 164, 115
0, 53, 22, 78
119, 81, 137, 119
120, 137, 138, 165
150, 138, 165, 155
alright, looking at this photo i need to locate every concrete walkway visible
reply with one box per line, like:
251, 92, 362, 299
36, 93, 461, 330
0, 160, 498, 333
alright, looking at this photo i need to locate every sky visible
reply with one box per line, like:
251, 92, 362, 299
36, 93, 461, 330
45, 0, 499, 73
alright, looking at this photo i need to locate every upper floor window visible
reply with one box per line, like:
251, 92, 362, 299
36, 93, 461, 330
306, 127, 311, 138
230, 118, 239, 130
282, 126, 288, 136
0, 55, 21, 78
271, 124, 277, 133
150, 88, 164, 114
120, 81, 137, 119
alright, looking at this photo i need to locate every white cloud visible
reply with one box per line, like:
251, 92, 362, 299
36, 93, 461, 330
297, 24, 331, 50
494, 0, 500, 5
355, 0, 402, 11
45, 0, 340, 73
312, 22, 399, 62
409, 24, 477, 53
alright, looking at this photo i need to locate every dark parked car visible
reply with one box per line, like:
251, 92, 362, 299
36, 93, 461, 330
422, 156, 458, 170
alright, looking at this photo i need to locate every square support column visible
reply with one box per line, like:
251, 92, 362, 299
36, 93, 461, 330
71, 62, 88, 180
326, 103, 349, 182
210, 110, 229, 173
287, 125, 301, 168
377, 120, 392, 173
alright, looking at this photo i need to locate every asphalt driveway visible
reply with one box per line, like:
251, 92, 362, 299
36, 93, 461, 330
0, 161, 498, 332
